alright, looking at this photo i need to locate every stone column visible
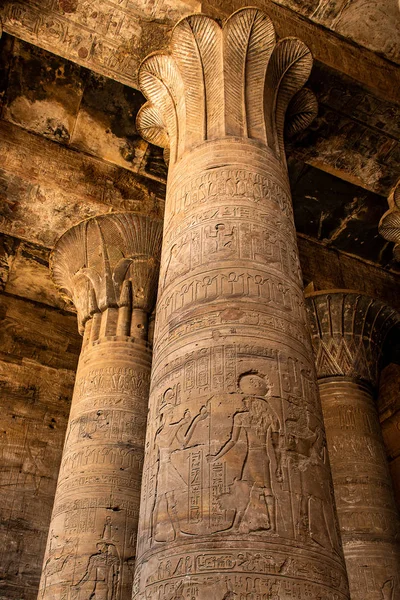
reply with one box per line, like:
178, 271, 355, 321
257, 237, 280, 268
38, 213, 162, 600
306, 291, 400, 600
133, 8, 349, 600
379, 364, 400, 512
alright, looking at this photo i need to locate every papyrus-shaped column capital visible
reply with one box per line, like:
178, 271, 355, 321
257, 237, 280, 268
306, 290, 400, 389
137, 7, 317, 166
51, 213, 163, 333
380, 182, 400, 262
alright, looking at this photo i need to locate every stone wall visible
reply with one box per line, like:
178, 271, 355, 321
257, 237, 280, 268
0, 234, 80, 599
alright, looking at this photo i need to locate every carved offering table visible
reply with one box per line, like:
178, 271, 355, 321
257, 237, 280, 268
133, 9, 350, 600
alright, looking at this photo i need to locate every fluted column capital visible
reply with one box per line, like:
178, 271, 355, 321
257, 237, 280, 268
379, 181, 400, 261
51, 213, 163, 332
136, 7, 317, 167
306, 290, 400, 388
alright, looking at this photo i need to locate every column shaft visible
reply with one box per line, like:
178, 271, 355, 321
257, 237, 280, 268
319, 378, 400, 599
378, 363, 400, 512
306, 291, 400, 600
39, 332, 151, 599
134, 144, 348, 598
38, 213, 162, 599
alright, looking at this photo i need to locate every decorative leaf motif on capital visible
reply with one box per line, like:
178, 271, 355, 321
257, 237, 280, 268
379, 182, 400, 261
51, 213, 163, 330
136, 7, 317, 166
306, 291, 400, 388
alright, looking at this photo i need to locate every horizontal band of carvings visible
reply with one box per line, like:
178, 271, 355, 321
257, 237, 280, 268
51, 494, 140, 521
64, 411, 147, 449
155, 269, 306, 324
136, 7, 317, 166
134, 543, 349, 599
153, 307, 312, 359
55, 472, 142, 495
162, 202, 295, 247
159, 218, 302, 293
162, 143, 296, 244
51, 212, 162, 333
306, 291, 400, 387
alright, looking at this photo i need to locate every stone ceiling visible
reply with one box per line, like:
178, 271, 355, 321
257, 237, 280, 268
2, 0, 399, 88
256, 0, 400, 64
0, 0, 399, 309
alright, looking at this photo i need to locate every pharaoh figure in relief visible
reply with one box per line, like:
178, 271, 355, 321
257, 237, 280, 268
133, 8, 350, 600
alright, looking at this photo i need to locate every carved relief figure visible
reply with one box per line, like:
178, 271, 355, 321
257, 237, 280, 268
206, 223, 236, 255
163, 237, 189, 287
151, 390, 209, 543
40, 538, 77, 597
286, 412, 338, 551
381, 578, 396, 600
102, 516, 115, 542
73, 541, 121, 600
168, 581, 185, 599
21, 439, 48, 494
340, 477, 362, 505
208, 374, 282, 533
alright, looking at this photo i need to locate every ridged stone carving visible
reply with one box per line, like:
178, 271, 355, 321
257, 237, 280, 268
136, 8, 317, 167
379, 182, 400, 261
306, 291, 400, 389
52, 213, 163, 333
133, 8, 350, 600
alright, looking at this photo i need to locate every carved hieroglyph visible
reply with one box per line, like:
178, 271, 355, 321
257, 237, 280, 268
38, 213, 162, 600
306, 291, 400, 600
1, 0, 201, 88
133, 9, 349, 600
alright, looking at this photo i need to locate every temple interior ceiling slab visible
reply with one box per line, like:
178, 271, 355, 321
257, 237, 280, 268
0, 30, 399, 277
248, 0, 400, 64
2, 1, 399, 95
